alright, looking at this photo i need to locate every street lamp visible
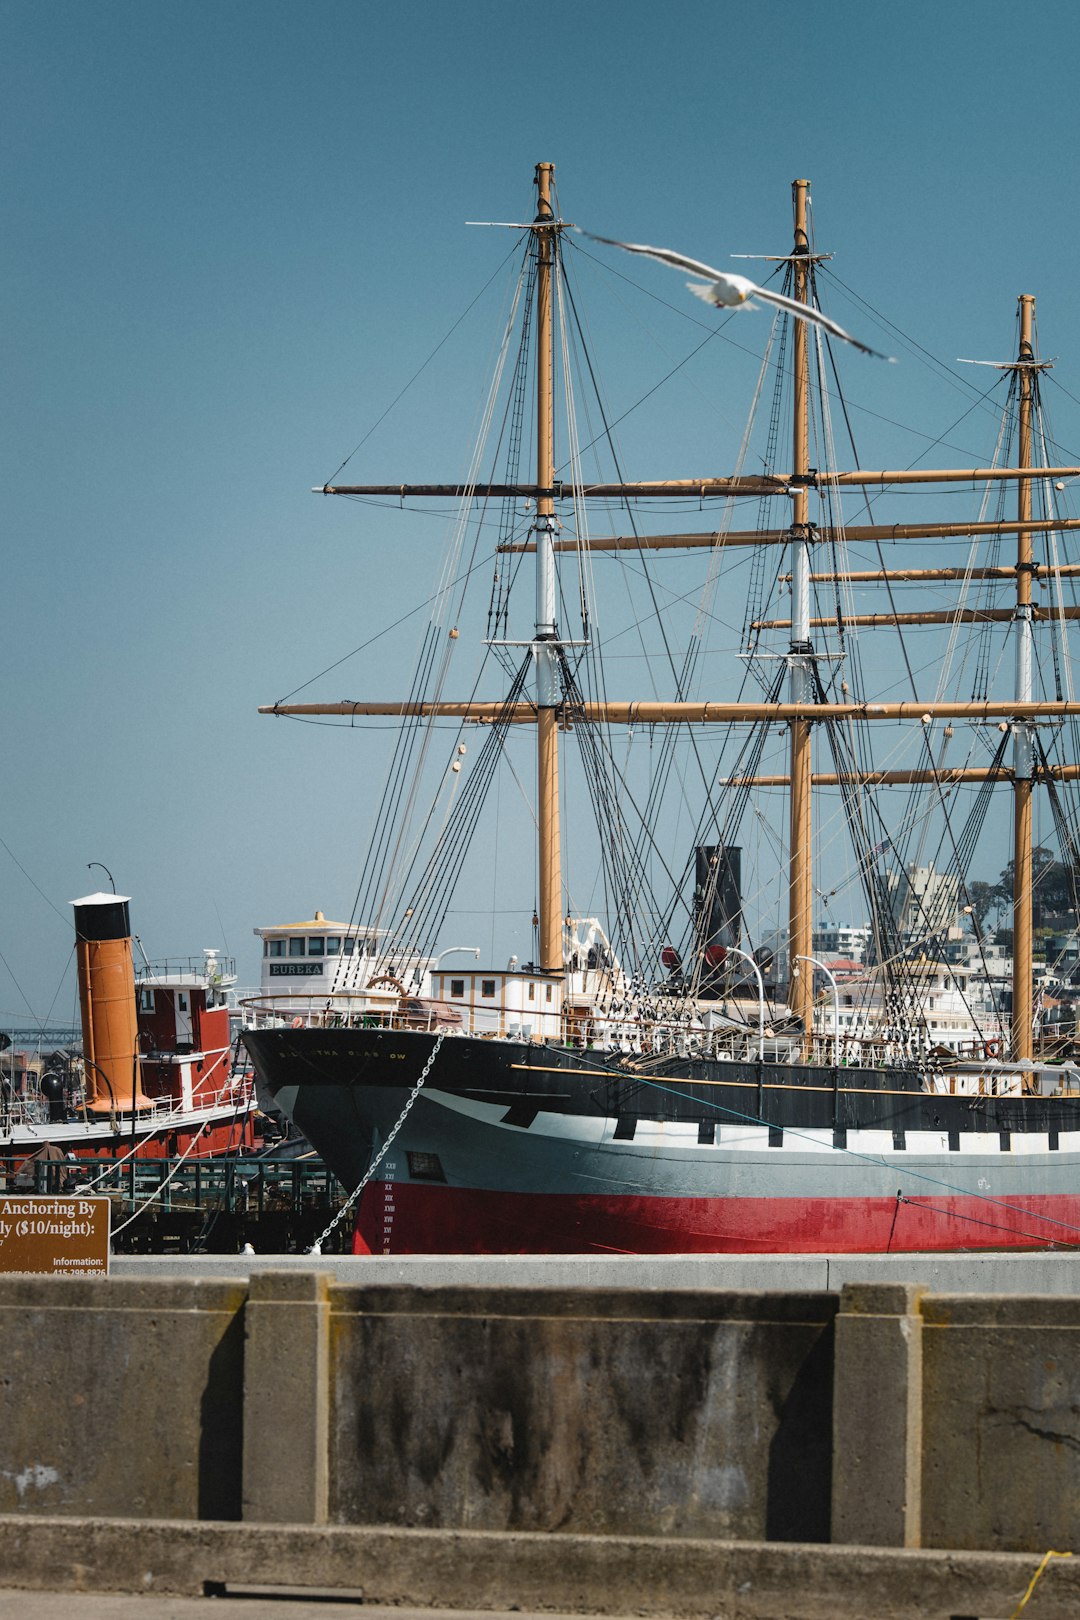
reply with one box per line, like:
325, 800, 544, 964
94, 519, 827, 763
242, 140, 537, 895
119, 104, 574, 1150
727, 945, 765, 1061
795, 955, 840, 1066
405, 947, 480, 993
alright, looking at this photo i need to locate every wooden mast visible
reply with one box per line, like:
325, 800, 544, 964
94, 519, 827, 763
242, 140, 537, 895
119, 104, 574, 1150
502, 517, 1080, 553
533, 162, 563, 973
319, 466, 1080, 498
261, 697, 1080, 723
757, 607, 1080, 630
274, 178, 1080, 1061
1012, 295, 1037, 1059
788, 180, 814, 1046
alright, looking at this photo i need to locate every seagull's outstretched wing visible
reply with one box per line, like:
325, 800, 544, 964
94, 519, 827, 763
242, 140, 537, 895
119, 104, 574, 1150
745, 284, 890, 360
581, 229, 727, 284
582, 228, 892, 360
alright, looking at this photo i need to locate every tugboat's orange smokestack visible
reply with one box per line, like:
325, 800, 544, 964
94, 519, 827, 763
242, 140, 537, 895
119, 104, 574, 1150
70, 892, 149, 1113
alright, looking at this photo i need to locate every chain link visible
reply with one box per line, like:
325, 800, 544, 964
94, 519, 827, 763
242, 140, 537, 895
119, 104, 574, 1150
307, 1029, 447, 1253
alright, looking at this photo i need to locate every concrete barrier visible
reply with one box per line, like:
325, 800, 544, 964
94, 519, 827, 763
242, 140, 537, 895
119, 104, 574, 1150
324, 1285, 836, 1542
831, 1284, 924, 1547
0, 1275, 244, 1520
2, 1518, 1080, 1618
111, 1248, 1080, 1291
2, 1270, 1080, 1556
921, 1292, 1080, 1552
243, 1270, 330, 1524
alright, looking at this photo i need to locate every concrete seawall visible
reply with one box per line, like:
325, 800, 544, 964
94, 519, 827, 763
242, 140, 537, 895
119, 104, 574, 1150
111, 1247, 1080, 1291
3, 1264, 1080, 1555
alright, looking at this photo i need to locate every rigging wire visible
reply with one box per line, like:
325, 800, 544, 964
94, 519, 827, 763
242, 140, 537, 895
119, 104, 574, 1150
373, 662, 533, 978
301, 191, 1080, 1066
819, 265, 1025, 417
336, 249, 533, 968
323, 236, 527, 486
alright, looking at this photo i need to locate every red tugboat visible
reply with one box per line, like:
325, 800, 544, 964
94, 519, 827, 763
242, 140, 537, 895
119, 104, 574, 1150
1, 891, 255, 1171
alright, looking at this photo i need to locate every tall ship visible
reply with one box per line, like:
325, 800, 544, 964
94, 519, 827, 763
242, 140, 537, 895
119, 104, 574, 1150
244, 163, 1080, 1254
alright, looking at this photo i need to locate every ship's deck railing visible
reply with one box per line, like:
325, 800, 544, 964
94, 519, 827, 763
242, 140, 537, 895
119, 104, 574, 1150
0, 1073, 254, 1136
241, 992, 796, 1053
138, 1073, 255, 1118
0, 1097, 52, 1129
240, 993, 450, 1032
237, 994, 1080, 1083
252, 999, 752, 1057
241, 994, 843, 1063
136, 955, 238, 985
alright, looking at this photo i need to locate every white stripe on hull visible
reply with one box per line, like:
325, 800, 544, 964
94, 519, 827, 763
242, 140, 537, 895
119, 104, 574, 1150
357, 1088, 1080, 1207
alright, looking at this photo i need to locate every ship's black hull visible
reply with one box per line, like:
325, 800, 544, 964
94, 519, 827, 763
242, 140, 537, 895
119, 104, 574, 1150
242, 1026, 1080, 1254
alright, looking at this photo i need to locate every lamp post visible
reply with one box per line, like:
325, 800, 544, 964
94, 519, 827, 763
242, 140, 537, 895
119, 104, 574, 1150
87, 862, 116, 893
434, 947, 481, 968
727, 945, 765, 1061
430, 947, 481, 990
795, 955, 841, 1065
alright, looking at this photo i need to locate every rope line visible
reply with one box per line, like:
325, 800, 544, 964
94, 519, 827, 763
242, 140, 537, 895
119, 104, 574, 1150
1011, 1550, 1072, 1618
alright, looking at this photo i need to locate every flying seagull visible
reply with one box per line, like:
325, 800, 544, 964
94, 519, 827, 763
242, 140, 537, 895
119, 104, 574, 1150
582, 230, 891, 359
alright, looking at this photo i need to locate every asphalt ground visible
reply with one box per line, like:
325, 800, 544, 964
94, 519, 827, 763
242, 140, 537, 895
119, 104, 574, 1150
0, 1599, 1025, 1620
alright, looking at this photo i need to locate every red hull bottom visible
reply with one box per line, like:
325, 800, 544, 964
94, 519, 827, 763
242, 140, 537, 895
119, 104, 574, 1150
354, 1182, 1080, 1255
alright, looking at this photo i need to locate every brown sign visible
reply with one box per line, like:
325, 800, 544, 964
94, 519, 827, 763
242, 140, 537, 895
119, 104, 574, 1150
0, 1196, 111, 1276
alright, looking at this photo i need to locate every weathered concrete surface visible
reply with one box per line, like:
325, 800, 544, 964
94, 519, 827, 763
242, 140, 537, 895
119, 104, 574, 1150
1, 1517, 1079, 1618
0, 1276, 244, 1520
0, 1274, 839, 1538
0, 1598, 372, 1619
831, 1284, 924, 1547
328, 1286, 836, 1541
0, 1605, 681, 1620
113, 1249, 1080, 1293
922, 1292, 1080, 1552
8, 1270, 1080, 1555
242, 1269, 330, 1523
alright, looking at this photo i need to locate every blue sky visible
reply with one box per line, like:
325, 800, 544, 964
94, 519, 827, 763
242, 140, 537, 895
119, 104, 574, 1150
4, 0, 1080, 1026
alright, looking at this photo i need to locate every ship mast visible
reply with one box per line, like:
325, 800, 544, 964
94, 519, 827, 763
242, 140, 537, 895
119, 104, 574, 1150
1012, 295, 1037, 1059
787, 180, 814, 1046
270, 174, 1080, 1060
533, 161, 563, 972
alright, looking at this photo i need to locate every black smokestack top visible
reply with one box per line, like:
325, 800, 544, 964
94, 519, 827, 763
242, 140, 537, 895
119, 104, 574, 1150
72, 896, 132, 943
693, 846, 741, 997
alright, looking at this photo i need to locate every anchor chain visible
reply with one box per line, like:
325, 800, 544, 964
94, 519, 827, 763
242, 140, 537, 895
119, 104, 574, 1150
307, 1029, 447, 1254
